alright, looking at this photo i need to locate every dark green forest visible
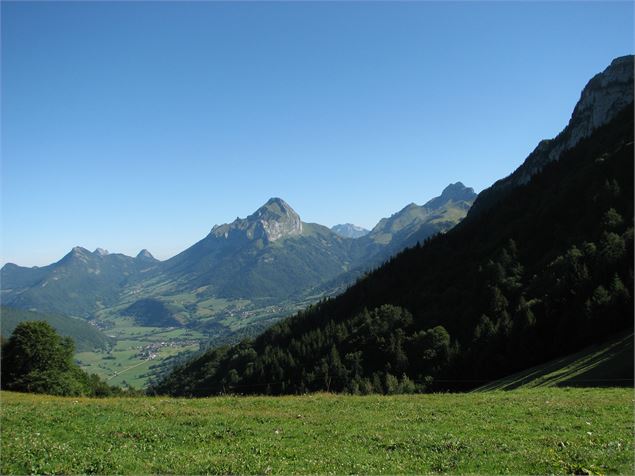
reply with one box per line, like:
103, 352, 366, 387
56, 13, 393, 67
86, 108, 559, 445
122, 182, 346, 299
154, 104, 634, 396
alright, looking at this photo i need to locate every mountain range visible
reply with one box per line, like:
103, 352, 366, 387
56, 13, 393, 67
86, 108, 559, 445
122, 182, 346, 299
5, 56, 631, 394
154, 56, 634, 396
1, 182, 476, 340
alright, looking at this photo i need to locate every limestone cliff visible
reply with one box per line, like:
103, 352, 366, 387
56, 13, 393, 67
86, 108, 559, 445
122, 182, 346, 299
472, 55, 633, 214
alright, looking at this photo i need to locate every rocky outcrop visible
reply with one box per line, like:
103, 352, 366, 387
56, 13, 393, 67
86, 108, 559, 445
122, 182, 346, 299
211, 197, 303, 243
472, 55, 634, 214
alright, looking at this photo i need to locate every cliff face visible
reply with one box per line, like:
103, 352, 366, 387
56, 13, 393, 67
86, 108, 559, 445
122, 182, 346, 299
472, 55, 634, 214
568, 56, 634, 144
210, 197, 303, 243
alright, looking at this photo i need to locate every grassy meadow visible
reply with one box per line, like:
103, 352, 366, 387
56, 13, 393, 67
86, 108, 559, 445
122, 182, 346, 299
1, 388, 633, 475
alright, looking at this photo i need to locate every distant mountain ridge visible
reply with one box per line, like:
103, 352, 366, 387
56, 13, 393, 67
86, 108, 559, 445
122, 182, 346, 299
362, 182, 476, 259
331, 224, 370, 239
1, 247, 160, 318
1, 183, 474, 334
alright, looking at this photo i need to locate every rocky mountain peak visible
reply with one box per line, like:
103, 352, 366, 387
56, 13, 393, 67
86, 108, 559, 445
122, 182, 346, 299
210, 198, 303, 243
247, 198, 303, 242
570, 56, 634, 135
470, 55, 634, 217
547, 55, 634, 165
93, 248, 109, 256
500, 56, 632, 188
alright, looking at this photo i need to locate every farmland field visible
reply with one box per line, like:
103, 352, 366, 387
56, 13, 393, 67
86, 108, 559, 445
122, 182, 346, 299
73, 291, 319, 389
1, 388, 633, 475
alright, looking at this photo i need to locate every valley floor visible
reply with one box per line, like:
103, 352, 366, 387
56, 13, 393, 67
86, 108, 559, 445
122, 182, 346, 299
1, 388, 633, 475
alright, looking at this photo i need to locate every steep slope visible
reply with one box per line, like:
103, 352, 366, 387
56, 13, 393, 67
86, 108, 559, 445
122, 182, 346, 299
331, 224, 370, 239
1, 248, 159, 318
154, 58, 634, 396
0, 306, 112, 352
472, 55, 634, 216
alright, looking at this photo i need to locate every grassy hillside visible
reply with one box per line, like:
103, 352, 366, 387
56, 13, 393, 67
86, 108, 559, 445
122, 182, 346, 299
1, 388, 632, 475
0, 307, 112, 352
476, 332, 634, 391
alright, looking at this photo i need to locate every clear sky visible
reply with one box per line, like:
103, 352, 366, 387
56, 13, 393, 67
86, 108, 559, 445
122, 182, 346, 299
2, 1, 633, 266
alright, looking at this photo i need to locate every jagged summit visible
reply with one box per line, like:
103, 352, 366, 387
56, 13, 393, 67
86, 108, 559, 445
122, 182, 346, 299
211, 197, 303, 242
93, 248, 109, 256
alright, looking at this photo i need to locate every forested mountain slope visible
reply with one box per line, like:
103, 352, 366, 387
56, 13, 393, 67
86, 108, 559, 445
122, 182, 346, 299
155, 64, 634, 396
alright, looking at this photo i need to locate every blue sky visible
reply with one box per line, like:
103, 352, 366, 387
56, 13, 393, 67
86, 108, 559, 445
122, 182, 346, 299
2, 1, 633, 266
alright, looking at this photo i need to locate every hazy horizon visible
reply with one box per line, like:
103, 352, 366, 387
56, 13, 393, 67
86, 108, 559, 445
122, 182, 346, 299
2, 1, 633, 267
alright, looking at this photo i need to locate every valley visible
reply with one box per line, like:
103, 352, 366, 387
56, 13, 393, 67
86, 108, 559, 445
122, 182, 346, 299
1, 184, 476, 388
2, 3, 633, 475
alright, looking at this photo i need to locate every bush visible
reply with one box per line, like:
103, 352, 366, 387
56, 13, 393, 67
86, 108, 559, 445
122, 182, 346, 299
1, 321, 122, 397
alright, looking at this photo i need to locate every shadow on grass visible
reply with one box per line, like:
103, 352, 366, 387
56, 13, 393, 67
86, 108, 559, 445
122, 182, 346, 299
477, 332, 634, 391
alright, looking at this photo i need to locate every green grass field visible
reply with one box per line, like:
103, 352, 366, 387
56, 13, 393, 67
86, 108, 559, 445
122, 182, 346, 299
1, 388, 633, 475
74, 317, 206, 388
